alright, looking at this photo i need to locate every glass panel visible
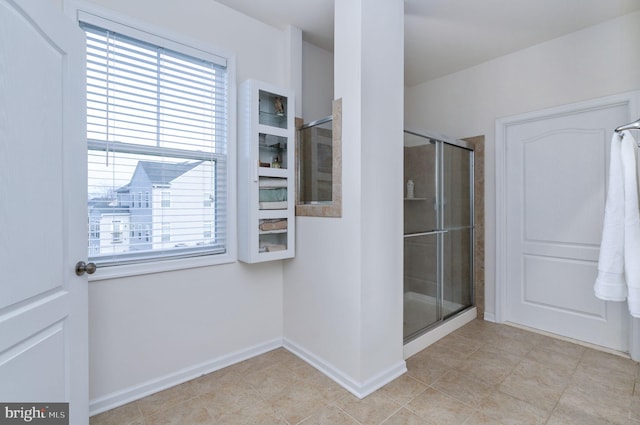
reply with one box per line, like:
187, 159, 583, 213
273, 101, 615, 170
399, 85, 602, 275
258, 90, 288, 129
88, 149, 220, 261
404, 133, 437, 234
442, 143, 472, 228
442, 228, 473, 320
299, 120, 333, 203
259, 133, 288, 169
258, 177, 288, 210
404, 234, 439, 340
259, 218, 288, 253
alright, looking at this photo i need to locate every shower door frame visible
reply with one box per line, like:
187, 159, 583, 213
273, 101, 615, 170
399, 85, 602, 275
403, 130, 475, 344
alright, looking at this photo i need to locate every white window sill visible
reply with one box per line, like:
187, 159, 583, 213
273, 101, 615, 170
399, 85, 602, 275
88, 251, 236, 281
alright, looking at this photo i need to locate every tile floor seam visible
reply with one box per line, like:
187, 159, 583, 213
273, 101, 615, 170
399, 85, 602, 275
428, 379, 495, 412
336, 406, 364, 425
497, 354, 573, 416
543, 365, 576, 424
376, 404, 407, 425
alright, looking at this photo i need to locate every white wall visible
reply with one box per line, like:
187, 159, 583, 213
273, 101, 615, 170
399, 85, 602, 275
62, 0, 296, 412
405, 11, 640, 319
301, 41, 334, 121
283, 0, 405, 397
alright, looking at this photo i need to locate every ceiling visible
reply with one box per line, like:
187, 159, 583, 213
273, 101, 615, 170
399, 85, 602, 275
214, 0, 640, 87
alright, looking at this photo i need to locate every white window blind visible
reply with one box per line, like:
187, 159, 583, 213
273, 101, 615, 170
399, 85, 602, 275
82, 22, 229, 266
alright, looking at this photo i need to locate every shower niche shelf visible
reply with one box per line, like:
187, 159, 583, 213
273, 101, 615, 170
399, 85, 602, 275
238, 79, 295, 263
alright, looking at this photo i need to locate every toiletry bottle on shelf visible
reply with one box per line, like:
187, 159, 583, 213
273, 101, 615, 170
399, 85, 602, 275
407, 180, 414, 199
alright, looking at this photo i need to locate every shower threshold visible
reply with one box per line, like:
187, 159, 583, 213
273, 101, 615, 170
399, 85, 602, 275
403, 291, 477, 358
403, 291, 465, 339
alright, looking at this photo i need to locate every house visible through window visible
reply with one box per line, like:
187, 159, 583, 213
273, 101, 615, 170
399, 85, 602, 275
82, 19, 229, 266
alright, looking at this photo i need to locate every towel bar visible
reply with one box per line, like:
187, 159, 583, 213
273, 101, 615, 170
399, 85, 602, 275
615, 118, 640, 134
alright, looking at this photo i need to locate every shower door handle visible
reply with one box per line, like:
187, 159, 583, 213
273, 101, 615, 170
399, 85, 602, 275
404, 230, 448, 238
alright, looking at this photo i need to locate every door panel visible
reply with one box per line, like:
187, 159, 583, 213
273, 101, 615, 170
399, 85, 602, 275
523, 255, 605, 317
522, 129, 605, 245
0, 0, 87, 421
505, 103, 629, 351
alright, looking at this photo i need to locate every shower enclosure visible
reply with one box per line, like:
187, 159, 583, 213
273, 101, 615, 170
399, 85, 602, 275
404, 130, 474, 343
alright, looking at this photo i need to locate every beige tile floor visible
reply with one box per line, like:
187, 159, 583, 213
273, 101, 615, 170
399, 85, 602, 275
91, 320, 640, 425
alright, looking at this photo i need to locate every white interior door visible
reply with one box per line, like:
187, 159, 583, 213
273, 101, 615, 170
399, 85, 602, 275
503, 102, 631, 352
0, 0, 88, 422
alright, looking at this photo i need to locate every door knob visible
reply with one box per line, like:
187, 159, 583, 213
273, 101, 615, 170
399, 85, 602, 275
75, 261, 97, 276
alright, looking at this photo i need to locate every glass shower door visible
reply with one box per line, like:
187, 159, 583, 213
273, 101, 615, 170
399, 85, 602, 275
442, 143, 474, 320
403, 132, 441, 341
403, 131, 474, 343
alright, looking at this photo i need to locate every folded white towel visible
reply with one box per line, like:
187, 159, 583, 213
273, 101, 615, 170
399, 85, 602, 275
595, 130, 640, 318
259, 201, 288, 210
595, 133, 627, 301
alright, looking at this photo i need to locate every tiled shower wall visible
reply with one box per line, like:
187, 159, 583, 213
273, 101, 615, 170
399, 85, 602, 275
404, 144, 437, 297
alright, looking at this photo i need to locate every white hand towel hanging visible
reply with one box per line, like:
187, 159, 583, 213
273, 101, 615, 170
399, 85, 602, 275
595, 130, 640, 318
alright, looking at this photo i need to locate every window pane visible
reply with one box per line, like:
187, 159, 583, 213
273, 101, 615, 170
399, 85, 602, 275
88, 150, 220, 260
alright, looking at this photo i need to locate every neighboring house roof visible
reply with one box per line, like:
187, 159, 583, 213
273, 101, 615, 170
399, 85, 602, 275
116, 160, 202, 192
139, 160, 202, 187
91, 160, 203, 208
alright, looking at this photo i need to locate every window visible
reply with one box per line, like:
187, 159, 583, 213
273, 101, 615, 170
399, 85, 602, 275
112, 220, 122, 244
161, 224, 171, 242
82, 17, 230, 268
161, 191, 171, 208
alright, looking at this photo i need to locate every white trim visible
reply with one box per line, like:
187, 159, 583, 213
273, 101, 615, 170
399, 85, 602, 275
631, 317, 640, 362
494, 90, 640, 324
89, 338, 282, 416
65, 0, 233, 65
483, 312, 496, 323
403, 307, 477, 359
283, 339, 407, 399
506, 321, 631, 359
88, 252, 235, 281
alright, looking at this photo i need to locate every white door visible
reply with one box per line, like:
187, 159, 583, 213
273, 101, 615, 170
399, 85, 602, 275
0, 0, 88, 422
503, 102, 631, 351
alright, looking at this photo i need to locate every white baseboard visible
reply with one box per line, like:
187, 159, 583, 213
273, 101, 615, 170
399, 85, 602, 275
283, 338, 407, 399
403, 307, 477, 359
89, 338, 282, 416
483, 311, 496, 323
631, 317, 640, 362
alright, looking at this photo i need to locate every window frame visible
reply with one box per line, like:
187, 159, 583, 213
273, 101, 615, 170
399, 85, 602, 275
70, 2, 237, 280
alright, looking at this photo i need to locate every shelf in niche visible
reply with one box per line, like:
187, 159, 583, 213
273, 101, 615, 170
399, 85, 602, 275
404, 197, 427, 201
259, 110, 287, 129
259, 143, 287, 151
259, 229, 287, 235
259, 167, 288, 178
